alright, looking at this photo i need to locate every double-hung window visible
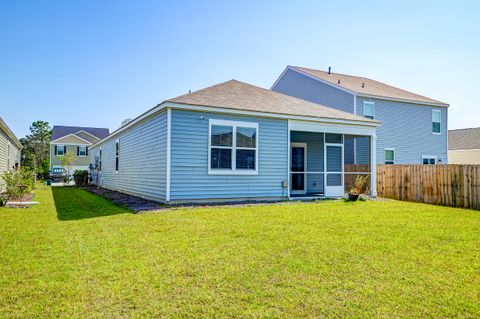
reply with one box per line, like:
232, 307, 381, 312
115, 140, 119, 172
422, 155, 437, 165
363, 101, 375, 119
432, 110, 441, 134
78, 146, 87, 157
385, 148, 395, 164
209, 120, 258, 175
56, 145, 65, 156
99, 148, 102, 171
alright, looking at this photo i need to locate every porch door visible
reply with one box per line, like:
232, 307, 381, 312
325, 144, 344, 197
291, 143, 307, 194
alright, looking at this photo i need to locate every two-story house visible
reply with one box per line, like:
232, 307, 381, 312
271, 66, 449, 165
50, 126, 109, 172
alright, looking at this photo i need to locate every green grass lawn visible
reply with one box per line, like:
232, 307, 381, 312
0, 185, 479, 318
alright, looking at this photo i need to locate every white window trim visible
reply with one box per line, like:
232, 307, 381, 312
56, 144, 65, 157
78, 145, 87, 157
384, 148, 395, 164
432, 109, 441, 135
363, 101, 375, 119
115, 139, 119, 174
208, 119, 259, 175
422, 155, 437, 164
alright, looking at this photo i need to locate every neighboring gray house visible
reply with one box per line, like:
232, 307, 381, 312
448, 127, 480, 164
0, 117, 22, 190
271, 66, 449, 165
50, 126, 109, 172
89, 80, 379, 203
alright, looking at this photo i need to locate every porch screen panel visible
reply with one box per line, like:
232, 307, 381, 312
326, 146, 342, 172
327, 174, 342, 186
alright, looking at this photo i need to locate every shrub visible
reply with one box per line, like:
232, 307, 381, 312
1, 168, 34, 200
73, 170, 89, 186
349, 175, 369, 195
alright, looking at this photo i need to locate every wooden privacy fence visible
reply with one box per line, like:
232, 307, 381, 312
376, 164, 480, 210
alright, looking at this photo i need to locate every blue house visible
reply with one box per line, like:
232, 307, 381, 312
271, 66, 449, 165
89, 80, 379, 203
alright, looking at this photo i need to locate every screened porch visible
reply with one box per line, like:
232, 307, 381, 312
288, 131, 374, 199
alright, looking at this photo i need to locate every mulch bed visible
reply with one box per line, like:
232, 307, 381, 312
82, 187, 164, 212
82, 186, 387, 213
2, 192, 37, 208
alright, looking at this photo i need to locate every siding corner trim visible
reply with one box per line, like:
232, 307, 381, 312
166, 108, 172, 202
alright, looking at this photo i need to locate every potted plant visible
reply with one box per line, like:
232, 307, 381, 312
348, 175, 369, 201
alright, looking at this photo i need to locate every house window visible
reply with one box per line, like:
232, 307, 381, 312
78, 146, 87, 157
115, 140, 119, 172
7, 142, 10, 170
422, 156, 437, 165
432, 110, 441, 134
385, 148, 395, 164
99, 148, 102, 171
363, 101, 375, 119
209, 119, 258, 174
56, 145, 65, 156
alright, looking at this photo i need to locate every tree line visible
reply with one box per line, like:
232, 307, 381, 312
20, 120, 52, 178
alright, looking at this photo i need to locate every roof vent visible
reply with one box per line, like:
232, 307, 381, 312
328, 67, 331, 74
362, 82, 365, 88
337, 79, 341, 84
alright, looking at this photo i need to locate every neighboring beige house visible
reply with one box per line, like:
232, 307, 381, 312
50, 126, 109, 172
448, 127, 480, 164
0, 117, 22, 190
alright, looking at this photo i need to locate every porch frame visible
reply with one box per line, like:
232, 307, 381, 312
287, 119, 377, 199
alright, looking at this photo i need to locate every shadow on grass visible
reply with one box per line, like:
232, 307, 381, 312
52, 186, 133, 221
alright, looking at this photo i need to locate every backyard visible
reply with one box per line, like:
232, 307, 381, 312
0, 185, 479, 318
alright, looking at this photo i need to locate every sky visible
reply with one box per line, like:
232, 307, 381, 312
1, 0, 479, 138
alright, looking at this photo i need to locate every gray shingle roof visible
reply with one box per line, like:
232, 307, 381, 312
52, 126, 110, 141
448, 127, 480, 150
168, 80, 378, 124
291, 66, 449, 106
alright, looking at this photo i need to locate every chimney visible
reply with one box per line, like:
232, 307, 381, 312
328, 67, 331, 74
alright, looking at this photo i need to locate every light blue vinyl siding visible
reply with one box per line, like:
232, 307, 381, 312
90, 111, 168, 201
356, 97, 448, 164
290, 131, 324, 193
170, 109, 288, 201
272, 68, 355, 114
355, 136, 371, 164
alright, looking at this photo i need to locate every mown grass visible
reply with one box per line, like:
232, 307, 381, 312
0, 184, 479, 318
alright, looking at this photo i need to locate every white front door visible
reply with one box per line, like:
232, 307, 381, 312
325, 144, 344, 197
290, 143, 307, 194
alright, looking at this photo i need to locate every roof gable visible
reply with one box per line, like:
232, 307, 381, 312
51, 133, 91, 145
75, 130, 100, 143
287, 66, 448, 107
449, 127, 480, 150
